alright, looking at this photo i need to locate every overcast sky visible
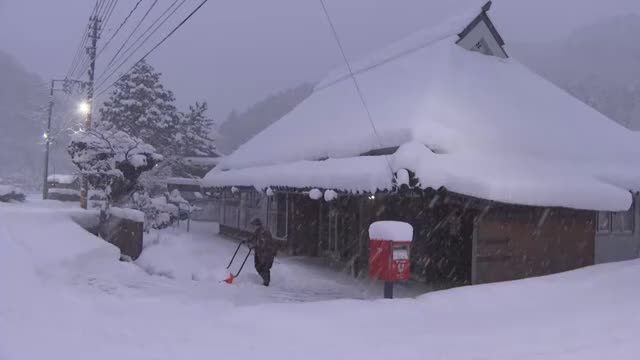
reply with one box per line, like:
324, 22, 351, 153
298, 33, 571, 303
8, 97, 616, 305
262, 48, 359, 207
1, 0, 639, 119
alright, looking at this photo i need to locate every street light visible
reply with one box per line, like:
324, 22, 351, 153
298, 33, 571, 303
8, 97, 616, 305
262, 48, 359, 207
78, 101, 91, 115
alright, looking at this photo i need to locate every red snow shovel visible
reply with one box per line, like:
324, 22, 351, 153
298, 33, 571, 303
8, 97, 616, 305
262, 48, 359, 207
224, 241, 252, 284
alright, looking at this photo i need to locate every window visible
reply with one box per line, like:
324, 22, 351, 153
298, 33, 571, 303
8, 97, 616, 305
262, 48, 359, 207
244, 190, 267, 230
597, 211, 611, 233
222, 189, 240, 228
598, 203, 635, 234
267, 194, 287, 239
612, 209, 634, 233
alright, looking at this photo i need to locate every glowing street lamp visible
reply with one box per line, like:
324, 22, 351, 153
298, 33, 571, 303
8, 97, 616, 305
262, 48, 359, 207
78, 101, 91, 115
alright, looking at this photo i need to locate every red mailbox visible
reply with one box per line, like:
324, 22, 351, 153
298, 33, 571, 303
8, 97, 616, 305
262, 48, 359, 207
368, 221, 413, 282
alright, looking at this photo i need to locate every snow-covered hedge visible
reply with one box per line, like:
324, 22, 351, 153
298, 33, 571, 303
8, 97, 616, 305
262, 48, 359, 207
129, 190, 193, 231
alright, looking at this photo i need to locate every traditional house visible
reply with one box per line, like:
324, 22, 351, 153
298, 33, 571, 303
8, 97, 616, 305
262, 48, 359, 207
202, 1, 640, 285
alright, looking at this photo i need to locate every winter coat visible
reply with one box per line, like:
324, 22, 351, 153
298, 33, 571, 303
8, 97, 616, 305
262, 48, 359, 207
249, 226, 277, 260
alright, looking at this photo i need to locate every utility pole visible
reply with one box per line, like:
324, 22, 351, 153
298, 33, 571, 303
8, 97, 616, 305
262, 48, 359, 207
85, 15, 100, 129
42, 80, 56, 200
80, 15, 101, 209
42, 79, 87, 200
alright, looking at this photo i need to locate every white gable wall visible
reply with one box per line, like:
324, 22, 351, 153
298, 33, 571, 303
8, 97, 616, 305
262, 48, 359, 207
456, 18, 507, 58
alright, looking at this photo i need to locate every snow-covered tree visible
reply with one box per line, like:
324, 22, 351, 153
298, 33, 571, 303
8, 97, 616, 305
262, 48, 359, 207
67, 128, 163, 203
176, 101, 217, 157
98, 60, 179, 153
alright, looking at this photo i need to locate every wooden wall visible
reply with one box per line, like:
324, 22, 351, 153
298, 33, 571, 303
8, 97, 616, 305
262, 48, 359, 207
475, 206, 595, 284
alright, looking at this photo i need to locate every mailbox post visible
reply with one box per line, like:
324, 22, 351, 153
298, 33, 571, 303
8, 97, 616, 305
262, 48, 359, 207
368, 221, 413, 299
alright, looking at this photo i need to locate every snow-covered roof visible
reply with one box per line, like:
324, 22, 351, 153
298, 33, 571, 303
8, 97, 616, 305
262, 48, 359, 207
166, 177, 201, 186
181, 156, 222, 168
204, 2, 640, 211
47, 174, 78, 184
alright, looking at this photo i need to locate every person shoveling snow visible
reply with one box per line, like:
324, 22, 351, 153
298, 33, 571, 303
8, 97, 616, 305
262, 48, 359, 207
224, 218, 278, 286
247, 218, 277, 286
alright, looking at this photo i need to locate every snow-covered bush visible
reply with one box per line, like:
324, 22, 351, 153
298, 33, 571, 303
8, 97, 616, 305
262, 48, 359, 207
0, 185, 26, 202
166, 189, 192, 220
130, 191, 184, 231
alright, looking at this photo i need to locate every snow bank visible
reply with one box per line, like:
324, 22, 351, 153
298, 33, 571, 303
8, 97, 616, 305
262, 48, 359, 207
9, 219, 640, 360
0, 205, 119, 273
110, 207, 145, 223
369, 221, 413, 241
4, 201, 640, 360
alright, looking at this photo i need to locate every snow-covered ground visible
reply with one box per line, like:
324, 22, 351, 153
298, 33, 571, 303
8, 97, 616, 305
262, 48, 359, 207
2, 200, 640, 359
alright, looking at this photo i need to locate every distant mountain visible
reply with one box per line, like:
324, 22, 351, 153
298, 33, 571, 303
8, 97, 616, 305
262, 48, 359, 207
217, 83, 314, 154
510, 14, 640, 129
0, 50, 68, 190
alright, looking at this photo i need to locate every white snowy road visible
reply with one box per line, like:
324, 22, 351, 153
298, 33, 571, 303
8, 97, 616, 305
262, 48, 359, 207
2, 200, 640, 360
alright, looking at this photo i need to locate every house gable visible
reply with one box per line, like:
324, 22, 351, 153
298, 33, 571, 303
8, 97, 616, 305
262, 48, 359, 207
456, 1, 508, 58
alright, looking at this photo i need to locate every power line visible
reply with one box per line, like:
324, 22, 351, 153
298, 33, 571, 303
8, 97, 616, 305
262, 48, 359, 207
101, 0, 161, 76
93, 0, 189, 94
317, 0, 395, 178
66, 0, 103, 79
99, 0, 120, 37
66, 28, 90, 79
94, 0, 109, 18
99, 0, 143, 55
96, 0, 180, 86
95, 0, 209, 97
76, 0, 144, 79
70, 0, 110, 79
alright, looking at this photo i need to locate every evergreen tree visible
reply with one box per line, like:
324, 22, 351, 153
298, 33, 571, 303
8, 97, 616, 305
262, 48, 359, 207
177, 101, 217, 157
98, 59, 179, 153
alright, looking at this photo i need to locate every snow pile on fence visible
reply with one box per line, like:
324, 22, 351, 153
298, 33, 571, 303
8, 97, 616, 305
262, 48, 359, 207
48, 188, 81, 196
47, 174, 78, 184
110, 207, 145, 223
206, 16, 640, 211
